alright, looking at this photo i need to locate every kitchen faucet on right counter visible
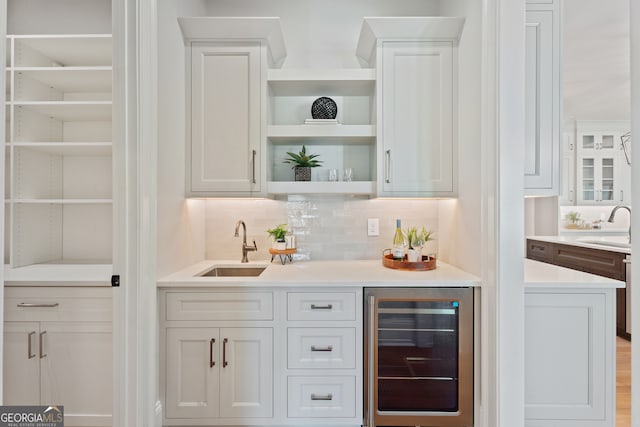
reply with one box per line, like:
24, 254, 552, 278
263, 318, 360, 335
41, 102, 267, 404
607, 205, 632, 243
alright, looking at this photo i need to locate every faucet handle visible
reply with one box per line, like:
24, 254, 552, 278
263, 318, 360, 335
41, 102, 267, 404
253, 240, 258, 251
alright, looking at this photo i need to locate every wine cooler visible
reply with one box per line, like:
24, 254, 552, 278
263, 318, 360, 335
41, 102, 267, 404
364, 288, 473, 427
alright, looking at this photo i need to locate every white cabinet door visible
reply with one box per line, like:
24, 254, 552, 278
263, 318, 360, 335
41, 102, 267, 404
524, 6, 561, 196
379, 41, 455, 197
576, 132, 623, 205
219, 328, 273, 418
3, 322, 41, 405
189, 42, 262, 196
40, 322, 112, 427
165, 328, 220, 419
525, 291, 613, 425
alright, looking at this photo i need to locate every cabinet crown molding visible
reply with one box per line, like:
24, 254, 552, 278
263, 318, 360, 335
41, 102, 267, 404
356, 16, 465, 65
177, 17, 286, 67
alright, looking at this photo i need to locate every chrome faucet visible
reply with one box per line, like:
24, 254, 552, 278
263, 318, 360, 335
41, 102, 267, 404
607, 205, 632, 243
234, 220, 258, 263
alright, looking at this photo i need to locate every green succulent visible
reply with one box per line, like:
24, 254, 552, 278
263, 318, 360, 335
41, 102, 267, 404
283, 145, 323, 168
266, 224, 288, 241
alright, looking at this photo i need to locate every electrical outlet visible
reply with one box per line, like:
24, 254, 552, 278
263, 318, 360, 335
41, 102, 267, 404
367, 218, 380, 236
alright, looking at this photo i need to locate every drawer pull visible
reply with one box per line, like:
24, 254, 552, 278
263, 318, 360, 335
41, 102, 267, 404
17, 303, 59, 308
623, 259, 631, 264
310, 304, 333, 310
311, 393, 333, 401
27, 331, 36, 359
311, 345, 333, 352
222, 338, 228, 367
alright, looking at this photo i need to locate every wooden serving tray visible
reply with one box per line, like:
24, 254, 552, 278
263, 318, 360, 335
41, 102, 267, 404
382, 252, 436, 271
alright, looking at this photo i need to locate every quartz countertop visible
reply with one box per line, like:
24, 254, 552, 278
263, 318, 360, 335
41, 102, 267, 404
527, 235, 631, 254
157, 259, 481, 288
524, 259, 625, 289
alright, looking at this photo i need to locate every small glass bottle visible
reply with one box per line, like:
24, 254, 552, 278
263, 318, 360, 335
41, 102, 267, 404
392, 219, 406, 261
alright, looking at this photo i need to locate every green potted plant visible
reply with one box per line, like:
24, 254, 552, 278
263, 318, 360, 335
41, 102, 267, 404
406, 226, 434, 262
283, 145, 322, 181
565, 211, 581, 229
266, 224, 288, 250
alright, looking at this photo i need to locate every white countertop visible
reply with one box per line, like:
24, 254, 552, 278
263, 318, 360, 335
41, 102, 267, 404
524, 259, 625, 289
157, 259, 481, 288
527, 235, 631, 254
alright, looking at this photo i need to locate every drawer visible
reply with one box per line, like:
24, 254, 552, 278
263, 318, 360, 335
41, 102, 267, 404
526, 239, 554, 263
287, 292, 356, 321
288, 328, 356, 369
4, 287, 112, 322
287, 376, 356, 418
166, 292, 273, 321
553, 243, 626, 281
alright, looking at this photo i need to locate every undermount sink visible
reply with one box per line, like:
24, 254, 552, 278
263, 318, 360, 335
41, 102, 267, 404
198, 265, 267, 277
575, 236, 631, 249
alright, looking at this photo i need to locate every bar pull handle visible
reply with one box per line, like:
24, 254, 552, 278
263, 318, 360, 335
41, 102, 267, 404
310, 304, 333, 310
27, 331, 36, 359
17, 303, 59, 308
310, 345, 333, 352
569, 189, 574, 203
222, 338, 228, 367
39, 331, 47, 359
209, 338, 215, 368
385, 149, 391, 183
623, 258, 631, 264
252, 150, 257, 184
621, 190, 624, 201
311, 393, 333, 401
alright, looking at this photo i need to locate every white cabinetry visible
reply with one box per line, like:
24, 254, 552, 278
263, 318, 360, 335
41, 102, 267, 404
4, 6, 115, 281
179, 17, 286, 198
575, 121, 630, 205
266, 69, 376, 195
524, 0, 562, 196
525, 288, 615, 427
559, 131, 575, 205
285, 291, 362, 421
357, 17, 464, 197
3, 287, 113, 426
162, 290, 274, 424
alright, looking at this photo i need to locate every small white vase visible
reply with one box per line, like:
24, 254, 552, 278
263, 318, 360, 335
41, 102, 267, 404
273, 241, 287, 250
407, 248, 421, 262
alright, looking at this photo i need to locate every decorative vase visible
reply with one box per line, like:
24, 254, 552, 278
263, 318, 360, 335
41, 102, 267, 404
294, 166, 311, 181
407, 248, 421, 262
311, 97, 337, 119
273, 240, 287, 250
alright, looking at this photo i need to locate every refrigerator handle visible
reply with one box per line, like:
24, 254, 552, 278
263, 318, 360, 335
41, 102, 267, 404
367, 294, 376, 427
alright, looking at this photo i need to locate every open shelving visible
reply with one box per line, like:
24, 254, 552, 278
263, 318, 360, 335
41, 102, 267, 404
4, 32, 113, 279
266, 68, 377, 195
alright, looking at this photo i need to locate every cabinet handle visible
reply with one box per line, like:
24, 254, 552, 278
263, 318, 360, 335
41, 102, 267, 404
39, 331, 47, 359
17, 303, 59, 308
310, 304, 333, 310
251, 149, 257, 184
623, 259, 631, 264
222, 338, 228, 367
569, 189, 574, 203
311, 393, 333, 401
385, 150, 391, 183
209, 338, 215, 368
310, 345, 333, 352
27, 331, 36, 359
621, 190, 624, 201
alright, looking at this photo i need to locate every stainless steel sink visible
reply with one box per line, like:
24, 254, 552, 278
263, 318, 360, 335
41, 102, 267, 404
198, 266, 266, 277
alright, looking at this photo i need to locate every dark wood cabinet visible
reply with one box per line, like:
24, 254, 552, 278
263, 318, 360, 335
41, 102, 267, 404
526, 238, 629, 339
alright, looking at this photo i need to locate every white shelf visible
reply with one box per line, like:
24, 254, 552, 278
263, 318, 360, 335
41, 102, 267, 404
268, 69, 375, 96
12, 142, 112, 156
267, 181, 375, 195
268, 125, 375, 142
13, 67, 112, 93
4, 262, 112, 283
13, 101, 112, 121
11, 34, 112, 67
12, 199, 112, 204
178, 17, 286, 67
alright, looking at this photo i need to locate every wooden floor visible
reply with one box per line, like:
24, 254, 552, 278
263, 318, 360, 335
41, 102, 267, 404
617, 337, 631, 427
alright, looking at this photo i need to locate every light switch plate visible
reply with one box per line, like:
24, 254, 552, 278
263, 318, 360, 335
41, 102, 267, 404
367, 218, 380, 236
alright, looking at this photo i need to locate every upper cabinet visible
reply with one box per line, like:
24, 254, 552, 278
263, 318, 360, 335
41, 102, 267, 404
4, 0, 116, 282
357, 17, 464, 198
524, 0, 562, 196
179, 18, 285, 197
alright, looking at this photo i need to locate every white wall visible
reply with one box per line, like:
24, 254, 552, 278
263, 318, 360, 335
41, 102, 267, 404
156, 0, 208, 277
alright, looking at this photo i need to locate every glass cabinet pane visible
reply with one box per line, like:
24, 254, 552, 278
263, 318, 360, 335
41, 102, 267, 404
582, 135, 595, 149
582, 158, 595, 200
601, 158, 614, 201
601, 134, 614, 149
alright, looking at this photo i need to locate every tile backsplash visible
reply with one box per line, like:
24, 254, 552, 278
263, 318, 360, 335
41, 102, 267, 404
205, 196, 440, 261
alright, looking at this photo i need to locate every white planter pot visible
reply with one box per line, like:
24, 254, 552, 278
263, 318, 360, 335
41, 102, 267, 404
273, 241, 287, 250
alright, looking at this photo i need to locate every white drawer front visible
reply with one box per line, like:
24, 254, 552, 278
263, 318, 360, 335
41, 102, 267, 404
288, 328, 356, 369
287, 292, 356, 321
4, 288, 112, 322
166, 292, 273, 321
288, 376, 356, 418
